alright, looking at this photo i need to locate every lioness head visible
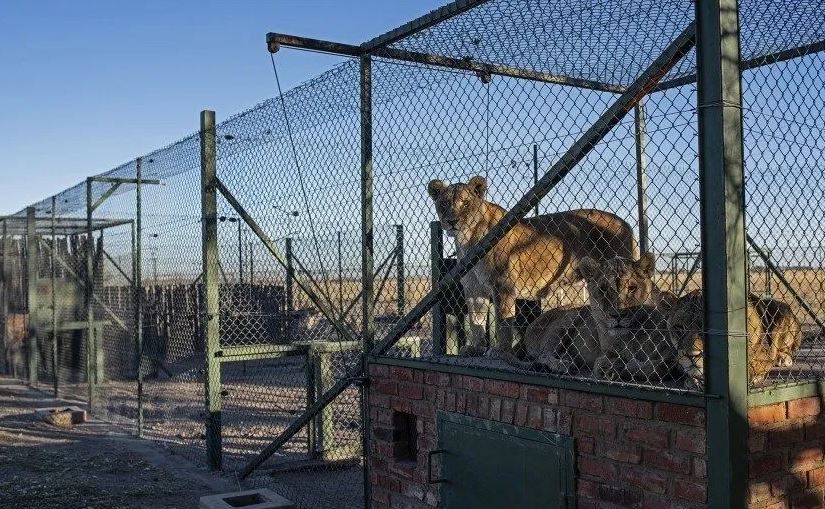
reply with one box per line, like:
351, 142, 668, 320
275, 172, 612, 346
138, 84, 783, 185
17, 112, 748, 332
579, 253, 656, 319
427, 176, 489, 237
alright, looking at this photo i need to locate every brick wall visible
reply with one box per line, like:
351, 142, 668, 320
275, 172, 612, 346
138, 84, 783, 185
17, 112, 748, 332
749, 396, 825, 508
368, 362, 708, 509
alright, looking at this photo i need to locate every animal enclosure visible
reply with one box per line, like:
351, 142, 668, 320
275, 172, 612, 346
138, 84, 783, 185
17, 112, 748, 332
1, 1, 824, 508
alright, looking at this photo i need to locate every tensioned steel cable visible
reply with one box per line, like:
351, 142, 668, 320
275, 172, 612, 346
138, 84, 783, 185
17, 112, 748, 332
270, 54, 333, 304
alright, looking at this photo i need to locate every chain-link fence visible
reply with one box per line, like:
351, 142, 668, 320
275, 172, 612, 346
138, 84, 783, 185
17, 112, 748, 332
2, 0, 825, 507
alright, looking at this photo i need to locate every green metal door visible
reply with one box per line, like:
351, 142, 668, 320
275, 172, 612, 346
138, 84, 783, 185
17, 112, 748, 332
437, 412, 574, 509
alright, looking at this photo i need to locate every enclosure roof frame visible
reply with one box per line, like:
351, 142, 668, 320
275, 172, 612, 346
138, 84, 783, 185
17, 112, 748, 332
0, 216, 132, 235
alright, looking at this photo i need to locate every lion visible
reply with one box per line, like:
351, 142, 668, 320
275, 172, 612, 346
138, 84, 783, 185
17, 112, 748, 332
517, 254, 677, 377
667, 290, 801, 389
427, 175, 636, 357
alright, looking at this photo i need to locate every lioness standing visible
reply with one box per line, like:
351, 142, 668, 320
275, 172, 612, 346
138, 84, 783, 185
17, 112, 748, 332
427, 175, 636, 357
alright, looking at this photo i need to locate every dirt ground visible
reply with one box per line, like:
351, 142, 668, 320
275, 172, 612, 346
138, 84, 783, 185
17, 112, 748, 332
0, 377, 238, 509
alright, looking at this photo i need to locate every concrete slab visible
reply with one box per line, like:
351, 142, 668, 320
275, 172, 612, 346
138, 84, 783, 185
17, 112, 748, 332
199, 489, 295, 509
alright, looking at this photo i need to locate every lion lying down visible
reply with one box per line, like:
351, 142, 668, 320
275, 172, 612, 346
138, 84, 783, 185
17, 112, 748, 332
514, 255, 802, 389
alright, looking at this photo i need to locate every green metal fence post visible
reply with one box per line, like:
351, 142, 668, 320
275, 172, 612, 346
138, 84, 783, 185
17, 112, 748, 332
634, 99, 650, 255
696, 1, 748, 507
25, 207, 39, 386
85, 179, 97, 409
285, 237, 294, 342
395, 224, 405, 317
0, 218, 7, 375
359, 54, 374, 509
135, 156, 144, 437
200, 110, 222, 470
51, 196, 58, 397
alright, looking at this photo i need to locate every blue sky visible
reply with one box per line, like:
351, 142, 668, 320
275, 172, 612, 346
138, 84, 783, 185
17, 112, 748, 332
0, 0, 444, 215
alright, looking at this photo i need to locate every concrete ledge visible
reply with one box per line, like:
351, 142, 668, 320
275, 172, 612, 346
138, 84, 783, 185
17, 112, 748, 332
199, 489, 295, 509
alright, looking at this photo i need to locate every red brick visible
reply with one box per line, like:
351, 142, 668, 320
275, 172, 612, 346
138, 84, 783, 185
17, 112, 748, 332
792, 490, 825, 509
810, 466, 825, 488
461, 376, 485, 392
597, 485, 643, 506
561, 390, 603, 412
791, 445, 824, 471
578, 456, 617, 481
749, 481, 773, 503
558, 408, 573, 434
398, 383, 423, 400
374, 380, 398, 396
376, 473, 400, 492
391, 397, 412, 414
484, 379, 520, 398
806, 420, 825, 440
602, 443, 641, 464
640, 495, 670, 509
576, 478, 598, 499
515, 401, 529, 426
751, 451, 788, 479
673, 478, 707, 503
574, 413, 616, 438
674, 429, 706, 454
749, 403, 788, 425
390, 367, 415, 382
527, 405, 543, 428
643, 448, 691, 474
372, 487, 390, 506
693, 458, 707, 479
411, 400, 434, 420
370, 364, 389, 377
455, 392, 466, 413
621, 466, 668, 494
750, 431, 767, 453
477, 395, 489, 418
789, 397, 823, 419
771, 474, 806, 499
523, 386, 558, 404
769, 425, 805, 448
625, 425, 669, 449
488, 397, 501, 421
577, 437, 595, 455
540, 408, 557, 432
655, 403, 705, 427
465, 393, 479, 417
605, 397, 653, 419
501, 399, 515, 424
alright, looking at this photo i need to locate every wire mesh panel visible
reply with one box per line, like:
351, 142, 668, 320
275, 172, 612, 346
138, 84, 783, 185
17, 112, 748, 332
743, 33, 825, 388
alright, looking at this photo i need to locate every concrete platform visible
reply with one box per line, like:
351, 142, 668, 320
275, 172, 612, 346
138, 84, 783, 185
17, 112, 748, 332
199, 489, 295, 509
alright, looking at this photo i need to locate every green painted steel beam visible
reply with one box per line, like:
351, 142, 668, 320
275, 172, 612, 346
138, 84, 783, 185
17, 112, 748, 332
696, 1, 749, 507
201, 110, 222, 470
25, 207, 39, 386
749, 381, 825, 407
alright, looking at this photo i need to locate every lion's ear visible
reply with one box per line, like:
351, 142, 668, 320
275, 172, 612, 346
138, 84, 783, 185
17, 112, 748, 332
637, 252, 656, 277
578, 256, 599, 280
467, 175, 488, 198
427, 180, 447, 200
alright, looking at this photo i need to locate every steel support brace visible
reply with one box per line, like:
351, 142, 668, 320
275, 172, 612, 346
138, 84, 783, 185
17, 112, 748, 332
634, 100, 650, 255
239, 22, 696, 480
201, 110, 222, 470
214, 178, 359, 345
85, 180, 97, 409
696, 1, 749, 507
25, 207, 39, 386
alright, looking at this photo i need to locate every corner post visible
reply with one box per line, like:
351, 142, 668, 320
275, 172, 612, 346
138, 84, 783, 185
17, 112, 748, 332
359, 54, 374, 509
135, 157, 145, 437
430, 221, 446, 356
634, 99, 650, 255
696, 1, 748, 507
51, 197, 58, 397
200, 110, 222, 470
26, 206, 39, 386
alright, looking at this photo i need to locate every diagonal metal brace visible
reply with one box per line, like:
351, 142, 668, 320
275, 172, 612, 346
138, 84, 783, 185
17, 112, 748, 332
239, 21, 697, 479
214, 177, 360, 345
